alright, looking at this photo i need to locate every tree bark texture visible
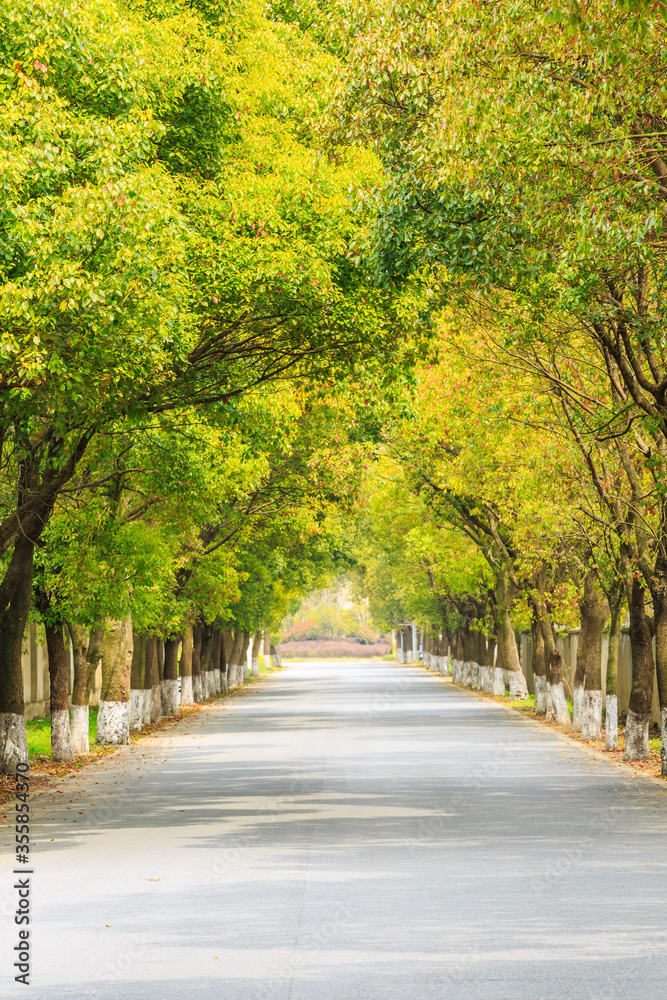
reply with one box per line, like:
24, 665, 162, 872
192, 624, 203, 702
96, 616, 133, 745
164, 637, 180, 714
68, 621, 93, 754
179, 625, 194, 706
580, 571, 607, 741
625, 577, 654, 761
532, 612, 547, 714
650, 554, 667, 775
605, 592, 624, 752
45, 622, 75, 762
0, 541, 33, 774
130, 629, 146, 731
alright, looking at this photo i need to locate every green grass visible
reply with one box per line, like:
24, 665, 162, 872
26, 707, 98, 758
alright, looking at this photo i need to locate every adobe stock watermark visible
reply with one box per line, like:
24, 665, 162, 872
256, 898, 355, 1000
403, 739, 519, 856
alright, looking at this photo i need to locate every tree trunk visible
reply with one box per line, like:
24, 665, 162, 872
0, 542, 33, 774
532, 611, 547, 714
228, 629, 243, 688
130, 629, 145, 732
158, 639, 171, 716
605, 590, 624, 752
536, 590, 556, 720
192, 624, 203, 702
145, 637, 161, 723
220, 628, 231, 694
179, 625, 194, 706
251, 633, 261, 676
164, 638, 180, 714
213, 631, 223, 693
402, 625, 412, 663
479, 635, 490, 692
572, 622, 587, 733
68, 621, 92, 754
650, 555, 667, 776
96, 616, 133, 745
205, 630, 220, 696
200, 625, 214, 699
462, 629, 473, 686
45, 622, 75, 762
235, 629, 250, 685
549, 649, 571, 725
491, 626, 506, 695
625, 577, 655, 761
500, 606, 528, 700
581, 571, 607, 741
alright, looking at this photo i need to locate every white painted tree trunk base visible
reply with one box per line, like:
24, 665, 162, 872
572, 684, 584, 732
582, 689, 602, 740
130, 689, 143, 731
50, 709, 75, 762
551, 682, 571, 725
180, 676, 194, 706
546, 684, 555, 720
213, 668, 221, 694
534, 675, 547, 714
251, 657, 259, 677
508, 669, 529, 700
160, 680, 172, 717
71, 704, 90, 754
193, 675, 203, 702
605, 694, 618, 751
164, 679, 179, 715
491, 667, 506, 696
97, 701, 130, 745
141, 689, 152, 726
0, 713, 29, 774
423, 652, 431, 669
150, 685, 161, 724
624, 708, 650, 761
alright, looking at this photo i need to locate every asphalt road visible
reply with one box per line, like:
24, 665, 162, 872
4, 660, 667, 999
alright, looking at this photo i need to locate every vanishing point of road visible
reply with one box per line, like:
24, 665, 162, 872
6, 660, 667, 999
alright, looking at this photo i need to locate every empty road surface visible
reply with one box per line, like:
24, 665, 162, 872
4, 660, 667, 999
